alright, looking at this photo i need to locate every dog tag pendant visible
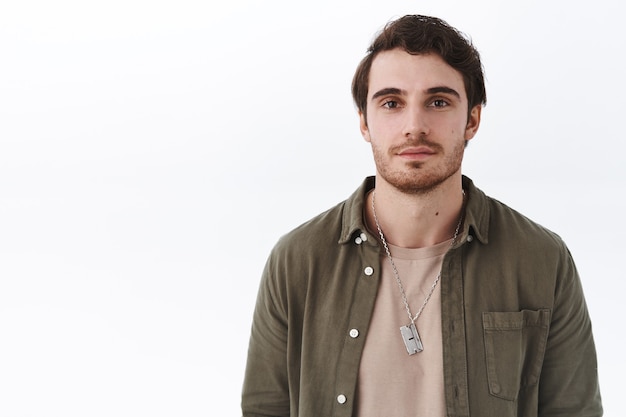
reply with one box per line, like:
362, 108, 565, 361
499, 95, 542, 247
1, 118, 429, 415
400, 323, 423, 355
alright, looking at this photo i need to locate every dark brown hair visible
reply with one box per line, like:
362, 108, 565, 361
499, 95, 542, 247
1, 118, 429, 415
352, 15, 486, 120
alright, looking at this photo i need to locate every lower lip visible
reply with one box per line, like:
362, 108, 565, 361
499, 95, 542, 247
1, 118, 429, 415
398, 152, 434, 161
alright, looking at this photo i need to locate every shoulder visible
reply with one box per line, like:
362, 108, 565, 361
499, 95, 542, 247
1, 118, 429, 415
465, 177, 569, 257
269, 177, 373, 262
271, 199, 347, 260
489, 196, 566, 253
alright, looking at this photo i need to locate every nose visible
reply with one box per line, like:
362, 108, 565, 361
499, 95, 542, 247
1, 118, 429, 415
402, 107, 429, 138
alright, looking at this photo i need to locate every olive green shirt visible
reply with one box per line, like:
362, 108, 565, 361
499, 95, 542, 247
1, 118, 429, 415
242, 176, 602, 417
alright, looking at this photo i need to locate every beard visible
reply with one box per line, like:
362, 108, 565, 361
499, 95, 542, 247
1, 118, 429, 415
371, 136, 466, 195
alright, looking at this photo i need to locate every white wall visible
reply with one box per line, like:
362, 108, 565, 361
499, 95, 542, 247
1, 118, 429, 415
1, 0, 623, 415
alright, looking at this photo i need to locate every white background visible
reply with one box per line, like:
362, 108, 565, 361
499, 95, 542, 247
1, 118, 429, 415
1, 0, 624, 415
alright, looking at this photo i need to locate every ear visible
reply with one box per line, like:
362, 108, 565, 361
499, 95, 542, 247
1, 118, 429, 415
359, 111, 371, 143
464, 105, 482, 141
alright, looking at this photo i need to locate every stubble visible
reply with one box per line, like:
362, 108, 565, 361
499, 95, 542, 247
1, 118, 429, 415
371, 136, 466, 195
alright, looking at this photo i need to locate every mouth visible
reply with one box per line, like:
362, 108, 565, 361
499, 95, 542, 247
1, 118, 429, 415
396, 146, 436, 160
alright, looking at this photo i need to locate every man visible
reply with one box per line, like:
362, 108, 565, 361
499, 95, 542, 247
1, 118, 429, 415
242, 15, 602, 417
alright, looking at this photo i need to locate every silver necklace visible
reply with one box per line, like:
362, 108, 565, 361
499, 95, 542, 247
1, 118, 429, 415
371, 190, 463, 355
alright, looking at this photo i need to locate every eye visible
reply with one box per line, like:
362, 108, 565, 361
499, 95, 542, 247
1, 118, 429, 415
430, 99, 449, 108
382, 99, 399, 109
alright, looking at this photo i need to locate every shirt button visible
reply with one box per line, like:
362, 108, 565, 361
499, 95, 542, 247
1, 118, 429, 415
490, 382, 501, 394
467, 235, 474, 242
364, 266, 374, 276
349, 329, 359, 338
360, 232, 368, 242
354, 236, 363, 245
337, 394, 347, 404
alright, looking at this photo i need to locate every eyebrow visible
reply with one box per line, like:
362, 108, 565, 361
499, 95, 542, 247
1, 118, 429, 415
371, 87, 404, 101
427, 86, 461, 99
370, 86, 461, 101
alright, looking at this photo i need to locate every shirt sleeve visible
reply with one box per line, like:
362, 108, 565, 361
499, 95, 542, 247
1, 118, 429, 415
538, 245, 603, 416
241, 252, 291, 417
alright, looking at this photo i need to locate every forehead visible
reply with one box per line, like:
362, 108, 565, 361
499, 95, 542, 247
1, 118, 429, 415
368, 48, 467, 101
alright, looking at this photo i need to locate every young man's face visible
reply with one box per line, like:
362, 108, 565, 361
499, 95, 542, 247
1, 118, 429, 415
359, 48, 481, 194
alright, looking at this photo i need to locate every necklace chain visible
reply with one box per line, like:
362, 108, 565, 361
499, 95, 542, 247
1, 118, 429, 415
371, 190, 463, 325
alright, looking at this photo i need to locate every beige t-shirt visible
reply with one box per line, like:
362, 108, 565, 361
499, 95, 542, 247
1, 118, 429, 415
356, 239, 450, 417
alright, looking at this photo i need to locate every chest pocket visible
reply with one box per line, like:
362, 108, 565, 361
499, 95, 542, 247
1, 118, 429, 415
482, 309, 551, 401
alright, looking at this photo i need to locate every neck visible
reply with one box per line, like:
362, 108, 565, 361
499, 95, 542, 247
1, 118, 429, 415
366, 174, 465, 248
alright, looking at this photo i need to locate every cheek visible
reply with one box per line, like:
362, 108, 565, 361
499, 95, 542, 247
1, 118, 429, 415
447, 125, 462, 139
367, 115, 398, 137
456, 119, 471, 137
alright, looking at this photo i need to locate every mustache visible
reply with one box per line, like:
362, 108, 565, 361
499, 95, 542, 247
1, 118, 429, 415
389, 137, 443, 154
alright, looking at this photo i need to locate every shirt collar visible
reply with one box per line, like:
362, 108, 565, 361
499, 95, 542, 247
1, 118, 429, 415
339, 176, 376, 245
460, 175, 489, 245
338, 175, 490, 246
